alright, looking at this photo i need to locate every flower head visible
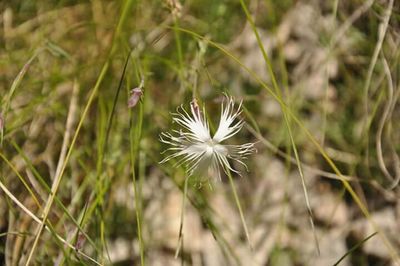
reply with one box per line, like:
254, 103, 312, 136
160, 97, 255, 180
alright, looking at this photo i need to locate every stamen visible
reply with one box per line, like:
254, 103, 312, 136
160, 96, 255, 179
190, 98, 202, 121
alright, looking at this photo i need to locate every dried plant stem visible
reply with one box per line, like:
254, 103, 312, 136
331, 0, 374, 47
246, 125, 355, 182
0, 152, 42, 208
363, 0, 393, 161
378, 54, 400, 189
25, 80, 80, 265
1, 50, 40, 145
24, 0, 135, 262
238, 0, 319, 254
0, 180, 102, 265
170, 26, 400, 263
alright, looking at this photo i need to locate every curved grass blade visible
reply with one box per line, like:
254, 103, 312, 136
169, 26, 400, 263
25, 0, 136, 263
238, 0, 319, 254
333, 232, 377, 266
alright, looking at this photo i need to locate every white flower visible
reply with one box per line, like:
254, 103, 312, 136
160, 97, 255, 180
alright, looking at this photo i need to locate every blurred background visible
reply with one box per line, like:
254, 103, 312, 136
0, 0, 399, 265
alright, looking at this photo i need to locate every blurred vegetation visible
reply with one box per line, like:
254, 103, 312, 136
0, 0, 399, 265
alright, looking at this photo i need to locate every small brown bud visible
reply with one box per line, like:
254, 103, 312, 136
128, 79, 144, 108
128, 88, 143, 108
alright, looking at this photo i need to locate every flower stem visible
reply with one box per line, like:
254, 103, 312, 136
175, 176, 190, 258
226, 170, 252, 250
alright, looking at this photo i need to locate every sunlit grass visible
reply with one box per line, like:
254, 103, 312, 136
0, 0, 399, 265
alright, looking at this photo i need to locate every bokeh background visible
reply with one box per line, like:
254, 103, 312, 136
0, 0, 399, 265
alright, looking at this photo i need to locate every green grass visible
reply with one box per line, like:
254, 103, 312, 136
1, 0, 399, 265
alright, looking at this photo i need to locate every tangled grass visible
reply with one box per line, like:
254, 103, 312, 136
0, 0, 399, 265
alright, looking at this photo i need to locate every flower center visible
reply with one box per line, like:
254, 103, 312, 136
205, 140, 227, 155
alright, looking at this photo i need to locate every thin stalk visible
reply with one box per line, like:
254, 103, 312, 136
130, 102, 145, 266
1, 50, 41, 145
25, 0, 135, 262
363, 0, 393, 158
238, 0, 319, 254
175, 176, 190, 259
0, 152, 41, 209
10, 141, 100, 254
173, 17, 184, 87
171, 26, 400, 263
0, 179, 102, 265
333, 232, 377, 266
226, 170, 252, 250
129, 59, 145, 265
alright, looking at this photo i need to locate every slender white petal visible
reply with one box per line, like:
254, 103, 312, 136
213, 97, 244, 143
172, 105, 211, 142
160, 97, 255, 179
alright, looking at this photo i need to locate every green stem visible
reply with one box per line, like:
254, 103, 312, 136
175, 176, 190, 258
226, 170, 252, 250
130, 92, 145, 266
